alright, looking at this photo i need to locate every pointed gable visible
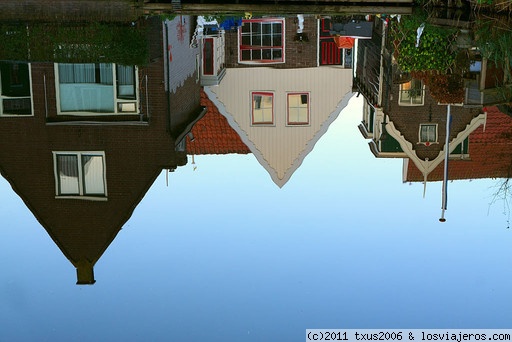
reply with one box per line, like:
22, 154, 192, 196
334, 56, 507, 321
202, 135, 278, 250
405, 106, 512, 181
205, 67, 353, 187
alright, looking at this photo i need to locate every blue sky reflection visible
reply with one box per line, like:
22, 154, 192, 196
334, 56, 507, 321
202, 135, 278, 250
1, 96, 511, 341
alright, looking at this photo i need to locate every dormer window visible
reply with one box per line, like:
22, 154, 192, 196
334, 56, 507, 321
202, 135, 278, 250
53, 152, 107, 200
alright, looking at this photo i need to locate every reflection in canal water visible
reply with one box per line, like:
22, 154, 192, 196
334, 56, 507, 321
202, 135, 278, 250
1, 3, 512, 340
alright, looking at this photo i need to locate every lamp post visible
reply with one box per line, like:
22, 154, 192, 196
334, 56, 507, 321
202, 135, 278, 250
439, 104, 451, 222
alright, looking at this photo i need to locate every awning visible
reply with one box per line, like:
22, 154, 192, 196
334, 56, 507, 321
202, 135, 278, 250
333, 36, 355, 49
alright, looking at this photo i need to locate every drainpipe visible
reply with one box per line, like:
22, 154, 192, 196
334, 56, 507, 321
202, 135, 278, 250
165, 20, 171, 134
316, 17, 320, 67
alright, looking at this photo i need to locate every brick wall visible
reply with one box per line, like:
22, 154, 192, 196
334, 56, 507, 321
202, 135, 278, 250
388, 84, 482, 161
0, 18, 205, 272
224, 16, 318, 69
0, 0, 140, 22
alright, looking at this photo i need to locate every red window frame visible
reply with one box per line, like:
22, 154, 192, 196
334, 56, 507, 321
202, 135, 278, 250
287, 93, 310, 125
239, 18, 285, 64
251, 92, 274, 125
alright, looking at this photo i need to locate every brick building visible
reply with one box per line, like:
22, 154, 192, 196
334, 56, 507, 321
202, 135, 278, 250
405, 106, 512, 182
356, 17, 487, 184
0, 17, 203, 284
218, 16, 357, 69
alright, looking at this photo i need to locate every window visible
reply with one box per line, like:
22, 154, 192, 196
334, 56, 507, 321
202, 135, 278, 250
239, 19, 284, 64
0, 61, 33, 116
53, 152, 107, 199
399, 79, 424, 106
287, 93, 309, 125
419, 124, 437, 144
55, 63, 138, 115
252, 92, 273, 125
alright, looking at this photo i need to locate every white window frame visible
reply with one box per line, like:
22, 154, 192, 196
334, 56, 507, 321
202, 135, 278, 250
238, 18, 285, 65
53, 151, 108, 201
54, 63, 139, 116
418, 124, 438, 145
0, 62, 34, 117
286, 92, 310, 126
399, 79, 425, 106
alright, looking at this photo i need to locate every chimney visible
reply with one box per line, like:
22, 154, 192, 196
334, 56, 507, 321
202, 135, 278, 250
76, 261, 96, 285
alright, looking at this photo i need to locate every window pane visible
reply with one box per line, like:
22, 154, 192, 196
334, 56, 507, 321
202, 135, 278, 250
241, 35, 251, 45
262, 49, 272, 59
3, 98, 32, 115
289, 94, 301, 107
253, 94, 273, 123
241, 50, 251, 61
400, 90, 411, 103
262, 35, 271, 46
273, 35, 282, 47
252, 49, 261, 60
99, 63, 113, 85
0, 62, 31, 97
262, 23, 272, 34
412, 95, 423, 104
289, 108, 308, 123
57, 155, 80, 195
58, 63, 95, 83
82, 155, 105, 195
421, 125, 436, 142
272, 49, 282, 60
58, 63, 115, 113
251, 22, 261, 33
116, 65, 135, 100
252, 34, 261, 46
254, 95, 262, 109
288, 94, 309, 124
241, 23, 251, 33
261, 108, 272, 123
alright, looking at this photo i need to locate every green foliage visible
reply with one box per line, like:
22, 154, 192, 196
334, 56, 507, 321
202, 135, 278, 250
475, 19, 512, 66
202, 14, 245, 24
159, 14, 177, 22
474, 18, 512, 89
0, 22, 148, 65
392, 17, 457, 73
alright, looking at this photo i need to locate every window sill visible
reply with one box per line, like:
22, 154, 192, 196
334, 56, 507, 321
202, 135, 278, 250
0, 114, 34, 117
251, 123, 275, 127
417, 141, 438, 146
56, 112, 140, 116
238, 61, 285, 65
286, 123, 310, 127
55, 196, 108, 201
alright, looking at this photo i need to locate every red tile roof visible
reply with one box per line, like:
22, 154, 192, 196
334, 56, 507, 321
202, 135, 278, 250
406, 106, 512, 181
186, 89, 251, 155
